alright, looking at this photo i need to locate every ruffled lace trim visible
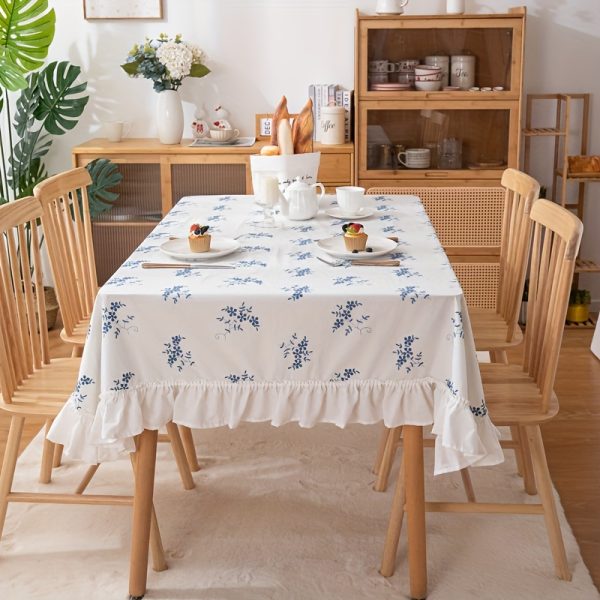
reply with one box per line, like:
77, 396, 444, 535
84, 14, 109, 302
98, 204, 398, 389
48, 377, 503, 475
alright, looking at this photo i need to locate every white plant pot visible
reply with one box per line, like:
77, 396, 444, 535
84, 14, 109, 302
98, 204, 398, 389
157, 90, 184, 145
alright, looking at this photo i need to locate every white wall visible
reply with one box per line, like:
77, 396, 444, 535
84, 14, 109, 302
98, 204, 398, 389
46, 0, 600, 299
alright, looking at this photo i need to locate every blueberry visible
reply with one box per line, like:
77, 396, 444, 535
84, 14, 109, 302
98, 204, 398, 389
352, 249, 359, 254
366, 247, 373, 253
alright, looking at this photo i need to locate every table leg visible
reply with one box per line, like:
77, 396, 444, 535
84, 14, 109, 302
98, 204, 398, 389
404, 425, 427, 600
129, 429, 158, 600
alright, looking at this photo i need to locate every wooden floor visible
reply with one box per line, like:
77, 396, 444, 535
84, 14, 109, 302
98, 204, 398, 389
1, 328, 599, 590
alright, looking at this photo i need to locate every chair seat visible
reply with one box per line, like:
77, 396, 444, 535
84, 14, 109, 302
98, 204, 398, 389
60, 317, 90, 347
470, 308, 523, 351
4, 357, 80, 417
480, 363, 559, 426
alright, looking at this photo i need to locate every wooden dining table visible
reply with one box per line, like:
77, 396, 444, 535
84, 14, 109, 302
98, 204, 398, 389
48, 193, 503, 598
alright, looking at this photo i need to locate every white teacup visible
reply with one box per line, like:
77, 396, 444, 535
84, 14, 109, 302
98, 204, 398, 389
209, 128, 240, 142
336, 186, 367, 215
397, 148, 431, 169
104, 121, 129, 143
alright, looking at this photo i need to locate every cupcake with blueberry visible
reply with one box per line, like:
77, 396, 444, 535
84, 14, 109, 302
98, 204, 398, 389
188, 223, 211, 253
342, 222, 368, 252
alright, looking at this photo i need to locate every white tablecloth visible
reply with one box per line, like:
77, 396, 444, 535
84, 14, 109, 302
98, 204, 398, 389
49, 194, 503, 475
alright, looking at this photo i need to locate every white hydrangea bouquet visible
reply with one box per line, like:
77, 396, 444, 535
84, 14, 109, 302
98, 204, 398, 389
121, 33, 210, 92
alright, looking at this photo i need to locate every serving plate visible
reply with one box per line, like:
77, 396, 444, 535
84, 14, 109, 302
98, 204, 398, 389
316, 235, 397, 259
160, 237, 240, 261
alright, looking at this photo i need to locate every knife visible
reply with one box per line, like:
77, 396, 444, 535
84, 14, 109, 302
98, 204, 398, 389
351, 259, 400, 267
142, 262, 235, 269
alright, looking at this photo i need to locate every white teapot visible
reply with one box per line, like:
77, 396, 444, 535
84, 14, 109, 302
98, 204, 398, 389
284, 177, 325, 220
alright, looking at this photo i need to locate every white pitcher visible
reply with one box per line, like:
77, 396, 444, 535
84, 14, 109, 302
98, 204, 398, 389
284, 177, 325, 221
376, 0, 409, 15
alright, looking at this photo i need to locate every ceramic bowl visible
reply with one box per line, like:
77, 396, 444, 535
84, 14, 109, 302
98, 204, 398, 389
414, 65, 442, 76
209, 128, 240, 142
415, 80, 443, 91
415, 73, 443, 82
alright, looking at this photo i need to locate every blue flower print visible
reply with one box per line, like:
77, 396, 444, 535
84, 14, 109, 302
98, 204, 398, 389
376, 204, 393, 212
162, 285, 191, 304
218, 195, 236, 203
243, 245, 271, 253
212, 204, 231, 213
284, 285, 311, 301
224, 276, 264, 286
207, 214, 224, 223
122, 259, 145, 269
445, 379, 459, 397
244, 232, 273, 239
470, 399, 488, 417
102, 301, 136, 338
110, 372, 135, 391
451, 311, 464, 338
333, 275, 369, 286
330, 368, 360, 382
394, 267, 422, 279
216, 303, 260, 338
394, 335, 424, 373
286, 266, 312, 278
135, 245, 156, 254
106, 275, 141, 287
175, 268, 202, 278
378, 215, 399, 223
236, 259, 268, 268
289, 251, 313, 261
290, 225, 314, 233
72, 375, 94, 409
291, 238, 313, 247
163, 335, 195, 372
398, 285, 430, 304
281, 334, 312, 370
225, 371, 255, 383
331, 301, 371, 336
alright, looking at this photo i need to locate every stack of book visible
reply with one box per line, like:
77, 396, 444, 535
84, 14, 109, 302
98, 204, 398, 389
308, 84, 353, 142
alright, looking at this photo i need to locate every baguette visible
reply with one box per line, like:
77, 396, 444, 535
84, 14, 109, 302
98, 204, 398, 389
278, 119, 294, 155
270, 95, 290, 147
292, 98, 314, 154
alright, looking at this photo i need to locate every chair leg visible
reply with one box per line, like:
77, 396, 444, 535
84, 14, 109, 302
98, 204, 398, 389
52, 444, 64, 468
71, 344, 83, 358
39, 419, 55, 484
460, 468, 476, 502
165, 422, 195, 490
75, 464, 101, 494
380, 454, 406, 577
374, 427, 402, 492
519, 425, 537, 495
178, 425, 201, 472
0, 416, 25, 541
526, 425, 571, 581
373, 425, 390, 475
510, 426, 525, 477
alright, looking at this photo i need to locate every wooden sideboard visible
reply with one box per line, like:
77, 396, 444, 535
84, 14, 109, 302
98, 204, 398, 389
72, 138, 354, 283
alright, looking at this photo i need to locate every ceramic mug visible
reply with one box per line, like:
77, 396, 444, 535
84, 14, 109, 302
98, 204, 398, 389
369, 60, 395, 73
104, 121, 129, 143
397, 148, 431, 169
210, 128, 240, 142
336, 186, 367, 215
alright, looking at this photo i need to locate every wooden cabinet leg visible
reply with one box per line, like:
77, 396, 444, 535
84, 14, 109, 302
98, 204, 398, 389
404, 425, 427, 599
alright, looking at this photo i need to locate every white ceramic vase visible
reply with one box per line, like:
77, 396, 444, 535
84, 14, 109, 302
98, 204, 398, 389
157, 90, 184, 145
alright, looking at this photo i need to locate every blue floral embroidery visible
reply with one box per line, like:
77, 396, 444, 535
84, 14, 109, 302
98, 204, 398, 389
378, 215, 399, 222
223, 276, 264, 286
291, 238, 313, 247
289, 251, 313, 261
225, 371, 255, 383
285, 266, 312, 278
290, 225, 314, 233
452, 311, 464, 338
236, 259, 268, 268
110, 371, 135, 391
244, 232, 273, 239
163, 335, 195, 372
122, 259, 145, 269
135, 245, 156, 254
281, 334, 312, 370
102, 301, 136, 338
106, 275, 141, 287
470, 399, 488, 417
445, 379, 459, 396
175, 268, 202, 278
333, 275, 369, 286
207, 214, 224, 222
162, 285, 191, 304
394, 335, 424, 373
72, 375, 94, 409
243, 245, 271, 253
212, 204, 231, 212
394, 267, 422, 279
218, 195, 236, 202
284, 285, 311, 301
330, 368, 360, 382
216, 303, 260, 338
398, 285, 430, 304
376, 205, 393, 212
332, 301, 371, 336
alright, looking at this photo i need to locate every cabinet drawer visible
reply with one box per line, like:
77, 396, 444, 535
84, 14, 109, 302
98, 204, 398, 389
318, 153, 352, 183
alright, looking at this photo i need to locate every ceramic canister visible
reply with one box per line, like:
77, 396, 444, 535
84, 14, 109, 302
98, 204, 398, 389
425, 55, 450, 87
320, 106, 345, 145
451, 55, 476, 90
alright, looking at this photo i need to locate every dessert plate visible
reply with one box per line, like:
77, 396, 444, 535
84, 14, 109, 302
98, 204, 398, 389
160, 237, 241, 261
324, 206, 375, 220
316, 235, 397, 259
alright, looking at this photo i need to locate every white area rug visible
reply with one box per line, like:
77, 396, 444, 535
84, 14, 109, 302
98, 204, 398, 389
1, 423, 598, 600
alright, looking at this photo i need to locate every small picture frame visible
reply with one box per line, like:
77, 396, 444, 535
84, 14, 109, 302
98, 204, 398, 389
83, 0, 163, 20
255, 113, 298, 141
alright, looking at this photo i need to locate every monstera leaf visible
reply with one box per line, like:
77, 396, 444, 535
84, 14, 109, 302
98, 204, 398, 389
0, 0, 56, 90
33, 61, 89, 135
14, 72, 40, 136
84, 158, 123, 218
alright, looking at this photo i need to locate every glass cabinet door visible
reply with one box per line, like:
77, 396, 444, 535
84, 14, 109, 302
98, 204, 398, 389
358, 102, 518, 179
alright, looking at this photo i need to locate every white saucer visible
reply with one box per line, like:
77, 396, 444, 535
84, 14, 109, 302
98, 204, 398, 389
316, 235, 397, 259
160, 237, 241, 261
324, 206, 375, 219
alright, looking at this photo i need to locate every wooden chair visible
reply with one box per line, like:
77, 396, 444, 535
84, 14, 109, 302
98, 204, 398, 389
368, 171, 540, 493
34, 168, 200, 473
380, 199, 582, 583
0, 196, 166, 571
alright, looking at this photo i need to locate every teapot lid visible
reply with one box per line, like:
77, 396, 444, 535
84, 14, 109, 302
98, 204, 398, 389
286, 176, 311, 191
